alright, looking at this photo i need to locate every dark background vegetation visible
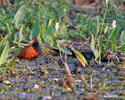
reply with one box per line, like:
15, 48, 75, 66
0, 0, 125, 99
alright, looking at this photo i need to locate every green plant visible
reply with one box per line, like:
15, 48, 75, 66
120, 31, 125, 55
67, 13, 97, 40
0, 35, 10, 66
91, 0, 120, 63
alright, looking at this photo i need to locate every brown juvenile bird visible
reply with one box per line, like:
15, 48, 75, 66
17, 38, 41, 73
17, 38, 41, 60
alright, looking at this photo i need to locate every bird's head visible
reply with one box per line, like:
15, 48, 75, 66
31, 38, 41, 53
31, 38, 37, 43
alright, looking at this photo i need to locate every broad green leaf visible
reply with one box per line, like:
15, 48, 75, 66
0, 40, 5, 55
13, 41, 29, 47
40, 24, 46, 36
14, 31, 19, 42
9, 46, 16, 54
46, 34, 55, 45
48, 19, 53, 26
104, 25, 108, 34
56, 40, 72, 55
30, 18, 40, 40
111, 37, 117, 52
40, 23, 47, 43
46, 26, 54, 35
57, 39, 70, 44
96, 16, 100, 37
70, 46, 88, 67
7, 58, 16, 68
45, 25, 56, 47
59, 47, 72, 55
0, 41, 9, 65
120, 31, 125, 45
113, 54, 119, 62
105, 0, 109, 6
105, 27, 115, 49
0, 65, 8, 69
39, 18, 52, 43
14, 6, 25, 28
6, 23, 11, 40
91, 34, 100, 60
98, 35, 105, 57
18, 25, 24, 46
14, 47, 23, 57
97, 37, 102, 62
60, 24, 67, 35
0, 34, 9, 55
120, 44, 125, 54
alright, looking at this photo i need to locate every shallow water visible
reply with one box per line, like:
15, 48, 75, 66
0, 54, 125, 100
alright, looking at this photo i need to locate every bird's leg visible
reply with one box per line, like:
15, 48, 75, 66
25, 60, 34, 74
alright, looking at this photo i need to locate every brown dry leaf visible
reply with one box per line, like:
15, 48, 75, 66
123, 60, 125, 67
84, 96, 100, 100
121, 1, 125, 15
71, 0, 100, 14
60, 74, 75, 93
81, 75, 89, 87
121, 1, 125, 10
0, 0, 14, 8
63, 62, 72, 76
62, 62, 75, 93
61, 77, 68, 88
84, 92, 100, 100
0, 0, 10, 6
73, 0, 99, 6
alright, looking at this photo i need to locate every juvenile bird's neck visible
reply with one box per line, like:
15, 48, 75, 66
32, 42, 41, 54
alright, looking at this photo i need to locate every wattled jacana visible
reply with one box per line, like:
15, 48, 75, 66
17, 38, 41, 73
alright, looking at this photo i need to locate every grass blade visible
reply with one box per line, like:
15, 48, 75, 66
0, 41, 9, 65
14, 6, 25, 28
91, 34, 100, 60
30, 18, 40, 39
